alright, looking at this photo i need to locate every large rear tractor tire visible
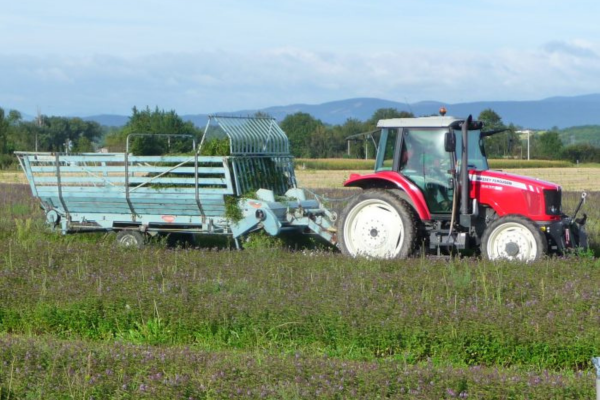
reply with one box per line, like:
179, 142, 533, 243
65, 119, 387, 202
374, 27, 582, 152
481, 215, 547, 262
337, 190, 419, 259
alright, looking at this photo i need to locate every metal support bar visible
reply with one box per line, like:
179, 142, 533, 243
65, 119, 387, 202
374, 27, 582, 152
54, 153, 70, 222
124, 151, 136, 220
194, 151, 205, 217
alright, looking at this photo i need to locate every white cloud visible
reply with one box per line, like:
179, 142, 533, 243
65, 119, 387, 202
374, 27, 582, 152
2, 43, 600, 116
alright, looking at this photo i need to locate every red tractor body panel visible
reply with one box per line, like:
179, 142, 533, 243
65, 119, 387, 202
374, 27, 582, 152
345, 169, 562, 223
344, 172, 432, 220
470, 170, 562, 222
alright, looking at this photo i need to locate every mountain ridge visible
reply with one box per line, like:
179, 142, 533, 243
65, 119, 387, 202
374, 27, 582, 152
77, 94, 600, 130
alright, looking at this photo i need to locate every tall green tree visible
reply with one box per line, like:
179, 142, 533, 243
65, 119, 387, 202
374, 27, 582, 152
333, 118, 367, 158
0, 108, 9, 155
105, 107, 201, 154
366, 108, 413, 130
534, 130, 563, 160
561, 143, 600, 163
477, 109, 521, 158
279, 112, 323, 157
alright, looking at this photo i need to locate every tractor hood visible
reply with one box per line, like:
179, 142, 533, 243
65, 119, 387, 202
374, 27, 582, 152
470, 169, 561, 192
470, 169, 562, 221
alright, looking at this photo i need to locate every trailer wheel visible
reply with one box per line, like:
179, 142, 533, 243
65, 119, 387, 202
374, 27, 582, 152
337, 190, 418, 259
482, 215, 547, 262
116, 230, 145, 249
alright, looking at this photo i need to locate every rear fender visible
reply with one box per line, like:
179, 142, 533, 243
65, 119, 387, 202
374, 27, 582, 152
344, 173, 431, 221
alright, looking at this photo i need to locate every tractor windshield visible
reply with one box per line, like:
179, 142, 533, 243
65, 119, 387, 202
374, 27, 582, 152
455, 129, 489, 171
398, 128, 454, 213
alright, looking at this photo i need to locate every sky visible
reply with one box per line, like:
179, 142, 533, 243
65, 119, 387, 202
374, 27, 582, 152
2, 0, 600, 117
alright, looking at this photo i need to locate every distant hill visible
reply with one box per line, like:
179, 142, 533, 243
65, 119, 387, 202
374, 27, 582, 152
78, 93, 600, 130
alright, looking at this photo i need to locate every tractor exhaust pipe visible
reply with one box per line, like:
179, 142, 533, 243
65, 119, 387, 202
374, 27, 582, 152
460, 115, 472, 217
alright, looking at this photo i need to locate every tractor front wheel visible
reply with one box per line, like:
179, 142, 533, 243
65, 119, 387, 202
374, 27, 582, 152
482, 215, 547, 262
337, 190, 419, 259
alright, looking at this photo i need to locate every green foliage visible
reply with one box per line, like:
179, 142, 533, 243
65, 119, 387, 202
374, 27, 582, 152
104, 106, 201, 155
280, 112, 324, 158
559, 125, 600, 147
199, 138, 231, 156
534, 130, 564, 160
242, 231, 286, 250
365, 108, 413, 129
478, 109, 522, 159
224, 195, 244, 222
561, 142, 600, 163
0, 108, 102, 157
73, 136, 94, 153
0, 154, 14, 170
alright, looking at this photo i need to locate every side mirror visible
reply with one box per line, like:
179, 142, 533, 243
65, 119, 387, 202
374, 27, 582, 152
444, 131, 456, 152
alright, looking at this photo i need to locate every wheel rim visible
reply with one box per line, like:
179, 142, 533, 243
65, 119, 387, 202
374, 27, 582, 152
118, 233, 139, 247
486, 222, 538, 261
343, 199, 404, 259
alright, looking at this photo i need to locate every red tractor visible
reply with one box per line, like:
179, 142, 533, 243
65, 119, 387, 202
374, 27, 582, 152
337, 112, 587, 261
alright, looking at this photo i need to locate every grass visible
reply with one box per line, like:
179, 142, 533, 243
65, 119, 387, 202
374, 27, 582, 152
1, 183, 600, 398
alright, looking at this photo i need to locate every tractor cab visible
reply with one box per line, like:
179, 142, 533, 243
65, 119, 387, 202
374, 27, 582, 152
374, 116, 487, 214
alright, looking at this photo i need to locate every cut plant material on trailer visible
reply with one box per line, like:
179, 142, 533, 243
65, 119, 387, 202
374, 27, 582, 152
15, 116, 336, 249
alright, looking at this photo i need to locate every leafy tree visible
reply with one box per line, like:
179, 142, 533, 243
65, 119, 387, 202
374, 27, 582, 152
478, 109, 504, 158
558, 125, 600, 147
477, 109, 521, 158
74, 136, 94, 153
534, 130, 563, 160
105, 107, 201, 154
280, 112, 323, 157
0, 108, 9, 155
332, 118, 367, 158
366, 108, 413, 130
560, 143, 600, 163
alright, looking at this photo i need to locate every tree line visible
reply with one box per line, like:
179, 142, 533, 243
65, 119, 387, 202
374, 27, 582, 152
1, 105, 599, 168
0, 109, 103, 168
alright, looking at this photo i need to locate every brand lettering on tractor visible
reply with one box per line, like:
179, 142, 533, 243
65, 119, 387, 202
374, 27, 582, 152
470, 175, 528, 190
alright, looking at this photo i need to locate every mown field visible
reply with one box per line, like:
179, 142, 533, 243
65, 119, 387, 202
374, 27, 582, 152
294, 159, 600, 192
1, 177, 600, 398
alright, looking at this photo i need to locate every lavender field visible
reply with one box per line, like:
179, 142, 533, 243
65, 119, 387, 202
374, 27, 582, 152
1, 183, 599, 398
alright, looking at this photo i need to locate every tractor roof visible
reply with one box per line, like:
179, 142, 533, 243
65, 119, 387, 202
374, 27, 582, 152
377, 116, 464, 129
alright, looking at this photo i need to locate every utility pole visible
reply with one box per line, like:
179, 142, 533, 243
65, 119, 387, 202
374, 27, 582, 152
527, 131, 530, 161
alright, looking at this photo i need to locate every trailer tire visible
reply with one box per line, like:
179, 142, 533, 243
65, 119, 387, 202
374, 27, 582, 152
337, 189, 419, 259
116, 230, 146, 249
482, 215, 547, 262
